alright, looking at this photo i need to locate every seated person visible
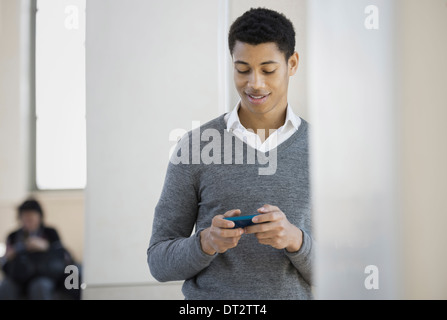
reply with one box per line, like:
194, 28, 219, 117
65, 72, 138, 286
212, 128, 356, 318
0, 199, 77, 300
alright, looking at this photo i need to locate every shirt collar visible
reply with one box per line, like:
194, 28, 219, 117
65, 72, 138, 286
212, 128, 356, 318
283, 104, 300, 131
226, 102, 243, 132
226, 101, 300, 132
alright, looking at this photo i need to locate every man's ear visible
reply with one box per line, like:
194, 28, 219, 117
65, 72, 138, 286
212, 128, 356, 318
288, 52, 299, 76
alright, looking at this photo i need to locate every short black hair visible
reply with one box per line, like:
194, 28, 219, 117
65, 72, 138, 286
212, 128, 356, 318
18, 198, 44, 219
228, 8, 296, 60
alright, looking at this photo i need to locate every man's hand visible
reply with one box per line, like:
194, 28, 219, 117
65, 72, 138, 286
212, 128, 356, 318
245, 204, 303, 253
200, 209, 245, 255
25, 236, 50, 252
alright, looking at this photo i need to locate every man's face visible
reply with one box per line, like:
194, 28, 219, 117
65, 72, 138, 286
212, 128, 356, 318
232, 41, 298, 117
20, 210, 41, 232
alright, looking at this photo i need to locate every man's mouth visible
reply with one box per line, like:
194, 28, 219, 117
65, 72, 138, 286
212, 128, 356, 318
246, 92, 270, 105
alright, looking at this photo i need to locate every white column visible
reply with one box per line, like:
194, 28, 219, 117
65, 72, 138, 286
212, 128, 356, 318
308, 0, 399, 299
396, 0, 447, 299
309, 0, 447, 299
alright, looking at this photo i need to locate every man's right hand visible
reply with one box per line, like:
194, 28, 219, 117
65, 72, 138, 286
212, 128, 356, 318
200, 209, 245, 255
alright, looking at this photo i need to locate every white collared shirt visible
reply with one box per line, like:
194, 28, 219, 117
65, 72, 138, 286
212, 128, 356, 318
224, 102, 301, 153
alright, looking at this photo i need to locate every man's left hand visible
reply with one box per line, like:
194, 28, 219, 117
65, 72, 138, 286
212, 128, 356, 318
244, 204, 303, 253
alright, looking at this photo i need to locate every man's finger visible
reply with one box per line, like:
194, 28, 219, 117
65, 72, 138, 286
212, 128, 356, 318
254, 229, 279, 240
252, 211, 281, 224
213, 215, 235, 229
244, 220, 274, 234
219, 227, 244, 238
223, 209, 241, 217
257, 204, 279, 213
213, 209, 241, 229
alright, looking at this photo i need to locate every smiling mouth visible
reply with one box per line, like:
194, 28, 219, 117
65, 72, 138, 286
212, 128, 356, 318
246, 93, 270, 104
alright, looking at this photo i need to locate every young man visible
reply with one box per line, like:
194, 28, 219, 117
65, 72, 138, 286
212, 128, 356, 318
147, 8, 313, 299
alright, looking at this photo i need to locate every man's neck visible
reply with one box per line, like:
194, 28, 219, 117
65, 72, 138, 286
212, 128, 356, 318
238, 103, 287, 141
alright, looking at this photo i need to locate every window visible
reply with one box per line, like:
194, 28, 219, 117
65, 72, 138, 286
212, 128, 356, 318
35, 0, 86, 189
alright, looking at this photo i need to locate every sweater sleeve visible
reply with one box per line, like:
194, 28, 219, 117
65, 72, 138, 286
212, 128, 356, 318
147, 139, 216, 282
284, 228, 314, 285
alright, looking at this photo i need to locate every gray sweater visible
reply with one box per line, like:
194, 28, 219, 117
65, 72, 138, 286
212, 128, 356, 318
147, 114, 313, 299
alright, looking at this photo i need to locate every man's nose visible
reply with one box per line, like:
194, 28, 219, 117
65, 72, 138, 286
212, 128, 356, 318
247, 71, 265, 90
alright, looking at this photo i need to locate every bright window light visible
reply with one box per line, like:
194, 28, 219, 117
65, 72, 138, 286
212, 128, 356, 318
35, 0, 86, 190
0, 243, 5, 257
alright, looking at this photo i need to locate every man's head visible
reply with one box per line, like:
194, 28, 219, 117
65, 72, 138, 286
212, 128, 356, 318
228, 8, 298, 118
228, 8, 296, 61
18, 199, 44, 232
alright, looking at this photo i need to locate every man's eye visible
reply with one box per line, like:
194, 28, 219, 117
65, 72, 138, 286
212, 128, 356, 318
236, 69, 250, 74
263, 70, 276, 74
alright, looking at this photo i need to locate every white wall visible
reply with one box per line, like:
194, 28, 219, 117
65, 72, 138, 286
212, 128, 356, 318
84, 0, 221, 299
0, 0, 33, 259
0, 0, 31, 204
